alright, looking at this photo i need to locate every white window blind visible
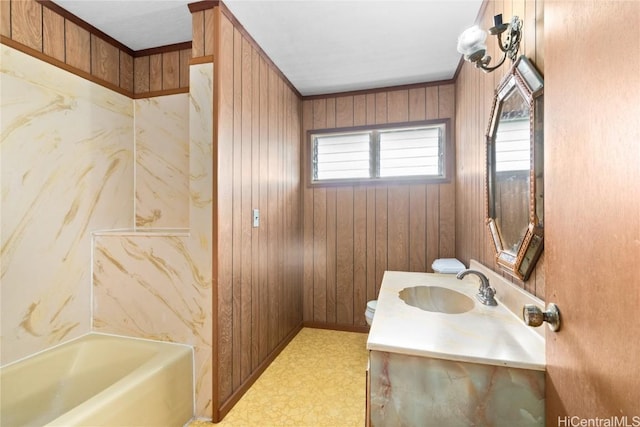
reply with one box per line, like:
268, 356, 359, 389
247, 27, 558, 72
379, 127, 442, 177
313, 133, 371, 180
494, 118, 530, 172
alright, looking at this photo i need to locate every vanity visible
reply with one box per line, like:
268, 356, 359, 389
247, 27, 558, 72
366, 261, 545, 426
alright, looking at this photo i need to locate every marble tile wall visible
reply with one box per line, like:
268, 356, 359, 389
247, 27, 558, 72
134, 95, 190, 229
0, 45, 134, 365
93, 64, 214, 417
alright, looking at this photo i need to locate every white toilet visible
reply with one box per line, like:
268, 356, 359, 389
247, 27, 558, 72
365, 258, 466, 327
431, 258, 466, 274
365, 300, 377, 326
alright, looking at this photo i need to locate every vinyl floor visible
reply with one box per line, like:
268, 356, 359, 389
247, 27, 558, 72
189, 327, 369, 427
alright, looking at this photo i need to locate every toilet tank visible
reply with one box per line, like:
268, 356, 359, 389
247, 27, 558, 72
431, 258, 466, 274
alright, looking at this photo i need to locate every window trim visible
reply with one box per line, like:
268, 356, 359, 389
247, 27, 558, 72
306, 119, 452, 187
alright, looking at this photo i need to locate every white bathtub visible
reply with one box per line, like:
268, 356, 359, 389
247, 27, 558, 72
0, 333, 193, 427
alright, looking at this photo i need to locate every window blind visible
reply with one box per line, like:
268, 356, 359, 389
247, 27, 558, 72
313, 132, 371, 180
379, 127, 442, 177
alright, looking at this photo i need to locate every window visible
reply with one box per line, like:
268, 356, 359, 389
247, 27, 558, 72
309, 120, 449, 185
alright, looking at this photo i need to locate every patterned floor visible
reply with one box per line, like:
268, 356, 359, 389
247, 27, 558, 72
189, 328, 368, 427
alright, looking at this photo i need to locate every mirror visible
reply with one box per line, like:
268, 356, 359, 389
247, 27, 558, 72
486, 56, 543, 281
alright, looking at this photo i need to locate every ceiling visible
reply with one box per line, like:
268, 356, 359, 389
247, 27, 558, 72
54, 0, 483, 96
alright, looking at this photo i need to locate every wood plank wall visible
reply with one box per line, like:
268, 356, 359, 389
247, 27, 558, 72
212, 6, 303, 421
301, 84, 456, 329
1, 0, 191, 98
455, 0, 545, 298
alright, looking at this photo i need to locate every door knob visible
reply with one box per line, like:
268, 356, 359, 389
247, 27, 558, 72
523, 303, 561, 332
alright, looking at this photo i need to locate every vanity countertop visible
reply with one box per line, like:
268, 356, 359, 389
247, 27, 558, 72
366, 271, 545, 371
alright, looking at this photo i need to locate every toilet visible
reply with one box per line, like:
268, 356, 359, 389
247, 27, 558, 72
365, 258, 466, 326
431, 258, 466, 274
365, 300, 377, 326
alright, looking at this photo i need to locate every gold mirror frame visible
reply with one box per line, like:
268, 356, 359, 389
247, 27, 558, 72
486, 56, 544, 281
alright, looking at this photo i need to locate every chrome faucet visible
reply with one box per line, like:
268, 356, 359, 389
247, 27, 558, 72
456, 269, 497, 306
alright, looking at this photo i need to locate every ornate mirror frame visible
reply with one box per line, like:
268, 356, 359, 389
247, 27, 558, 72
486, 56, 544, 281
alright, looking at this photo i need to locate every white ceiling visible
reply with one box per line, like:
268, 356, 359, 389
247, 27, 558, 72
55, 0, 483, 96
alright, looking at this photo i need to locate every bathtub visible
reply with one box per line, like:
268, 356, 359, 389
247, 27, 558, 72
1, 333, 193, 427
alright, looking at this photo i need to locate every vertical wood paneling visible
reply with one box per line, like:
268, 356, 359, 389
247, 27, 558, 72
65, 20, 90, 73
119, 52, 133, 92
162, 50, 180, 90
230, 27, 242, 391
409, 185, 426, 272
134, 56, 150, 94
6, 2, 190, 97
336, 96, 354, 127
266, 67, 277, 350
365, 187, 376, 303
204, 8, 215, 56
426, 185, 440, 272
0, 0, 10, 37
91, 35, 119, 86
336, 187, 354, 324
408, 88, 426, 121
455, 0, 545, 298
179, 49, 191, 87
438, 85, 455, 258
353, 187, 367, 325
387, 186, 410, 271
257, 56, 269, 363
149, 53, 162, 92
11, 0, 42, 51
42, 7, 65, 62
303, 82, 458, 328
239, 36, 253, 383
191, 11, 204, 58
325, 187, 337, 323
250, 47, 261, 372
302, 101, 314, 323
374, 187, 388, 292
387, 90, 409, 123
313, 188, 327, 322
354, 95, 367, 126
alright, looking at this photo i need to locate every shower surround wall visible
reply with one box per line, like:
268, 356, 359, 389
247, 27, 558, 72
0, 44, 134, 364
134, 94, 190, 229
93, 64, 214, 416
1, 44, 214, 417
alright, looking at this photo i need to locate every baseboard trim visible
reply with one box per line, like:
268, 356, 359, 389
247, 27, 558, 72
302, 321, 370, 334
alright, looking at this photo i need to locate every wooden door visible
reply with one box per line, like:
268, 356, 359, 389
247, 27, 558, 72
544, 0, 640, 422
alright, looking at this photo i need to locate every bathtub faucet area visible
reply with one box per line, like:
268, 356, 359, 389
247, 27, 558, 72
456, 269, 497, 306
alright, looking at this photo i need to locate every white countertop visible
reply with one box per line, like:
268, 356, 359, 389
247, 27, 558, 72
366, 271, 545, 371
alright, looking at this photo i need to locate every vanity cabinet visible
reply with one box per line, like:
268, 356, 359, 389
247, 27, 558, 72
368, 350, 544, 426
366, 267, 545, 426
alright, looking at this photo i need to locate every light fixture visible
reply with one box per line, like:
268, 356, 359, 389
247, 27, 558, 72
457, 14, 522, 73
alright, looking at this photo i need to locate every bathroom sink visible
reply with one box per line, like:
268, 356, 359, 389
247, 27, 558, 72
398, 286, 474, 314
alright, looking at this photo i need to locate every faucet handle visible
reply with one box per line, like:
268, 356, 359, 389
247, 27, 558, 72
477, 286, 497, 306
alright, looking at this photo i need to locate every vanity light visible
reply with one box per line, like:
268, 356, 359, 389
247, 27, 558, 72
456, 14, 522, 73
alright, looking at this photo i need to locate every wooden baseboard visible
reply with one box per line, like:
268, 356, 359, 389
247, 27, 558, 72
302, 321, 370, 334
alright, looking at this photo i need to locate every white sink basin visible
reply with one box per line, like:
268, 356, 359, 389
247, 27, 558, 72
398, 286, 474, 314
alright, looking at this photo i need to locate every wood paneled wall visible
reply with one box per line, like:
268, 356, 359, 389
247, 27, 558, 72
302, 84, 456, 329
455, 0, 545, 298
212, 6, 303, 421
1, 0, 191, 98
